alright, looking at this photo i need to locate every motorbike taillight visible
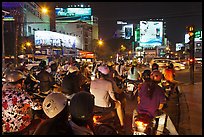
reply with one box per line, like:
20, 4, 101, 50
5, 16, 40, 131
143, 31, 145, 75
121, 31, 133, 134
135, 120, 148, 132
93, 115, 102, 123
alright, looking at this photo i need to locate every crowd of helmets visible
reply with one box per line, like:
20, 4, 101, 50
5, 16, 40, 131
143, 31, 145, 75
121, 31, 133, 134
2, 58, 172, 135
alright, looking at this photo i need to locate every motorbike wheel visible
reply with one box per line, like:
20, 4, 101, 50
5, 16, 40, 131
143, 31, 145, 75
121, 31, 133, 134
94, 123, 118, 135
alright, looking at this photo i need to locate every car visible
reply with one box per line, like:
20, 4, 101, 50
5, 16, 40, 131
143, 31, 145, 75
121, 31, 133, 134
149, 58, 170, 69
150, 58, 185, 71
170, 60, 186, 70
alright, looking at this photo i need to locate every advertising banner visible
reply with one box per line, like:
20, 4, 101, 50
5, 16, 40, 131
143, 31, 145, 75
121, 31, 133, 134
139, 21, 163, 48
34, 31, 81, 49
55, 7, 92, 22
122, 24, 133, 39
176, 43, 184, 51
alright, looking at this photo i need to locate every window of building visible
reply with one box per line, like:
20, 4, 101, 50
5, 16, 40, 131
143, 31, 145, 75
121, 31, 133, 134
28, 26, 31, 33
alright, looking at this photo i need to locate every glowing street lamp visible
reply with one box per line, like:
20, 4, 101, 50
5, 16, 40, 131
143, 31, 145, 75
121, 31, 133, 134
98, 39, 103, 46
41, 7, 49, 14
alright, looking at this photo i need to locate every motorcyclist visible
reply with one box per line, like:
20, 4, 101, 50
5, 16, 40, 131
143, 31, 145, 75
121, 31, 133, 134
61, 65, 88, 99
162, 63, 181, 95
49, 61, 61, 86
2, 70, 34, 134
127, 62, 142, 83
33, 92, 73, 135
133, 70, 178, 135
137, 69, 152, 91
68, 91, 95, 135
90, 65, 125, 132
106, 62, 127, 115
132, 71, 167, 135
151, 62, 159, 71
115, 60, 126, 79
36, 60, 55, 94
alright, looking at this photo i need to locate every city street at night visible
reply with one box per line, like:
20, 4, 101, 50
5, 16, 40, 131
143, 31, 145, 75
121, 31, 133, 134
2, 2, 202, 135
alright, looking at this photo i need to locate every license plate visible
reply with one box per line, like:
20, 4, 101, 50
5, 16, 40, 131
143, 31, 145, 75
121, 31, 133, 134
133, 131, 146, 135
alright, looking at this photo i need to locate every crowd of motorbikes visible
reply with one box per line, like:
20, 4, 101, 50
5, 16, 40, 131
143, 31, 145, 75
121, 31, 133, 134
2, 61, 180, 135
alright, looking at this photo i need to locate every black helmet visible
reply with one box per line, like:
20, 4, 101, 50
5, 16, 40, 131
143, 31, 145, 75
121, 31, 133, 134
167, 62, 174, 69
39, 60, 47, 70
142, 69, 151, 81
70, 91, 95, 121
152, 63, 159, 71
5, 70, 26, 83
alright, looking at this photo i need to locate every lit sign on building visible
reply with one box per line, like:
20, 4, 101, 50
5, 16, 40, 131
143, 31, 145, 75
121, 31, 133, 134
139, 21, 163, 48
176, 43, 184, 51
122, 24, 133, 39
34, 31, 81, 49
195, 30, 202, 42
117, 21, 128, 25
185, 30, 202, 43
55, 7, 92, 22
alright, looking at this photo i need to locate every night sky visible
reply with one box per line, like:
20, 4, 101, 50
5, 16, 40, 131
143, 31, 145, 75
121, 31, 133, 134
38, 2, 202, 45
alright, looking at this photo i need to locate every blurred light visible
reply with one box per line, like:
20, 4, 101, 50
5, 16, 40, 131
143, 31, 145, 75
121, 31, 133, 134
26, 42, 31, 46
81, 4, 84, 7
41, 7, 48, 14
98, 40, 103, 45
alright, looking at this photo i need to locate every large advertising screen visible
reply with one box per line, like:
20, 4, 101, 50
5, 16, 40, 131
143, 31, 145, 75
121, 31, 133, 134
55, 8, 92, 22
176, 43, 184, 51
139, 21, 163, 48
121, 24, 133, 39
34, 31, 81, 49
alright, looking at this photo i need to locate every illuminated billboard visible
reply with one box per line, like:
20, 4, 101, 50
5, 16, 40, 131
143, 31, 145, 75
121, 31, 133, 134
34, 31, 81, 49
121, 24, 133, 39
55, 8, 92, 22
139, 21, 163, 48
176, 43, 184, 51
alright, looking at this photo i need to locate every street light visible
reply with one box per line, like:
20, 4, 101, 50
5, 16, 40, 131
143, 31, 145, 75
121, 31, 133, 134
98, 39, 103, 47
41, 7, 48, 14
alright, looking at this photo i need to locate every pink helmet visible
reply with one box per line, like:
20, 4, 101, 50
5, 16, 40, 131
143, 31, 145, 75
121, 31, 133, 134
98, 65, 110, 75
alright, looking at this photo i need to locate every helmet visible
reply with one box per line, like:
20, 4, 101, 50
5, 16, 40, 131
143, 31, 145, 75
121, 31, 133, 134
150, 70, 162, 82
39, 60, 47, 70
142, 69, 151, 81
68, 66, 79, 73
5, 70, 26, 83
152, 63, 159, 71
70, 91, 95, 120
98, 65, 110, 75
167, 62, 174, 69
43, 92, 68, 118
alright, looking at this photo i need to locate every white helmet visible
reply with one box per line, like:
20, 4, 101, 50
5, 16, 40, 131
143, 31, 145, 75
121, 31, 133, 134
68, 66, 79, 73
98, 65, 110, 75
43, 92, 68, 118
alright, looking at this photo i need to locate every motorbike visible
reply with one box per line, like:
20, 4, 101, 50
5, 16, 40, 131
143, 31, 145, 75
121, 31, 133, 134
124, 79, 142, 100
132, 110, 170, 135
92, 109, 120, 135
160, 79, 172, 99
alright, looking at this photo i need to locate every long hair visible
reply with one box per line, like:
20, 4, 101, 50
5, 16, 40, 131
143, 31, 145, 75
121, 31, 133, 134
145, 80, 157, 99
131, 66, 135, 74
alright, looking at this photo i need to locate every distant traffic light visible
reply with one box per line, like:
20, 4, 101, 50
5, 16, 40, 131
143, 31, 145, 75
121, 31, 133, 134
186, 25, 195, 45
189, 58, 194, 64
